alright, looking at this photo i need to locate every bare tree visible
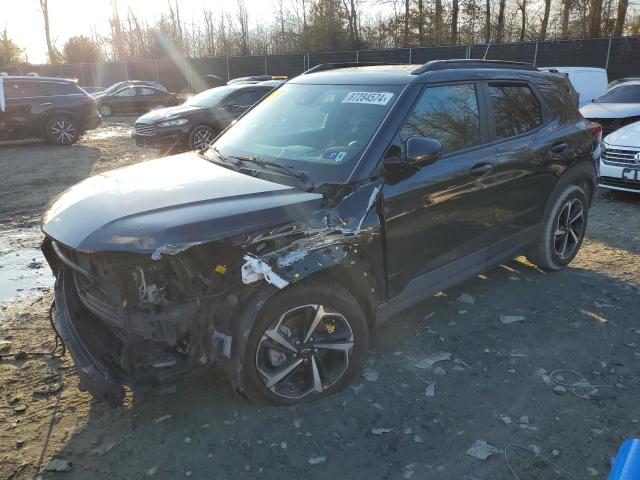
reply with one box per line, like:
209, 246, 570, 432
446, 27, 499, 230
540, 0, 552, 39
518, 0, 527, 41
237, 0, 249, 55
451, 0, 459, 44
417, 0, 425, 45
614, 0, 629, 36
496, 0, 507, 42
485, 0, 491, 42
342, 0, 361, 48
561, 0, 572, 37
435, 0, 443, 44
110, 0, 126, 60
403, 0, 410, 47
588, 0, 604, 37
39, 0, 57, 63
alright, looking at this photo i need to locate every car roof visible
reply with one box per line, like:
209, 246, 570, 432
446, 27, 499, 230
290, 62, 555, 86
541, 66, 606, 72
1, 76, 76, 83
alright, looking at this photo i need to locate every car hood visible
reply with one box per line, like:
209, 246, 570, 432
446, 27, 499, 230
580, 102, 640, 119
136, 105, 206, 124
603, 120, 640, 148
42, 152, 323, 255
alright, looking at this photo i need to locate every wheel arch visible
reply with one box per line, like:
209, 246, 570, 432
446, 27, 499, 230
545, 161, 597, 216
40, 109, 80, 134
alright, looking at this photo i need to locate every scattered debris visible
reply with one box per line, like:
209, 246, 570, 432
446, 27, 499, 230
499, 315, 525, 325
350, 383, 364, 393
184, 437, 193, 444
0, 340, 11, 351
308, 456, 326, 465
553, 385, 567, 395
146, 466, 158, 476
46, 458, 72, 472
415, 352, 452, 369
466, 440, 500, 460
414, 435, 424, 443
424, 312, 436, 321
457, 309, 468, 315
586, 467, 598, 476
424, 382, 436, 397
362, 369, 379, 382
529, 444, 541, 455
551, 449, 560, 457
280, 441, 287, 449
457, 293, 476, 304
434, 366, 447, 376
500, 416, 512, 426
371, 428, 393, 435
518, 416, 529, 425
153, 414, 173, 424
13, 404, 26, 413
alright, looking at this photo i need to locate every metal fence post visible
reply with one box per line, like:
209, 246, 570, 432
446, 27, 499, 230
90, 62, 96, 86
466, 45, 471, 59
533, 41, 539, 66
155, 61, 159, 82
226, 56, 230, 81
264, 55, 268, 74
356, 50, 359, 62
409, 47, 412, 63
123, 61, 129, 81
605, 37, 613, 70
186, 57, 192, 93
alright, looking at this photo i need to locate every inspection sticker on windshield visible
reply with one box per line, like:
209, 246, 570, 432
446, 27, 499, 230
341, 91, 394, 105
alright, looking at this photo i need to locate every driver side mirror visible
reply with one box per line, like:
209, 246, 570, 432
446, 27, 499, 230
405, 136, 442, 166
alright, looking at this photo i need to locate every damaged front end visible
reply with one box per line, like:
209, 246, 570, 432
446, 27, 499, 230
42, 167, 386, 406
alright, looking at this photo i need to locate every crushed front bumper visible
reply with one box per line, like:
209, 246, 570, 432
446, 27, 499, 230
53, 270, 125, 406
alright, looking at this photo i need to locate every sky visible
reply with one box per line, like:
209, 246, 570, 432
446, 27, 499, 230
1, 0, 278, 64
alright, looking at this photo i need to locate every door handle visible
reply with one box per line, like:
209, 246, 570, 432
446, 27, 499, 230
469, 162, 493, 176
550, 142, 569, 154
39, 102, 53, 106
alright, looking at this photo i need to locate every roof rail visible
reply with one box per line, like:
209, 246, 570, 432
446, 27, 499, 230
302, 62, 400, 75
411, 59, 537, 75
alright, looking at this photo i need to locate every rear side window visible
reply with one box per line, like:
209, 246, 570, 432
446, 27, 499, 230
488, 83, 542, 139
232, 90, 263, 107
400, 84, 481, 154
4, 81, 44, 98
137, 88, 157, 96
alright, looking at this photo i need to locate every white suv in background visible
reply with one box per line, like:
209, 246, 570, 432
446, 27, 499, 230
599, 121, 640, 193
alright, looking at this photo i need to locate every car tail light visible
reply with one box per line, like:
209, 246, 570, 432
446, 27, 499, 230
586, 121, 603, 143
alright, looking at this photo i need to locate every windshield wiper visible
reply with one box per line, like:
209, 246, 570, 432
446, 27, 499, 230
234, 155, 314, 192
204, 147, 244, 170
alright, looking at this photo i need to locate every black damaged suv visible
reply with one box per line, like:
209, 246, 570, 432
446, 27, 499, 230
41, 60, 600, 406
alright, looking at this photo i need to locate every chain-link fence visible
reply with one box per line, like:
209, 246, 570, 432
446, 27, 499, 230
3, 36, 639, 93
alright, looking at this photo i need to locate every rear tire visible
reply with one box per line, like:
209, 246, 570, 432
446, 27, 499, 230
240, 279, 369, 405
528, 185, 588, 270
45, 116, 80, 146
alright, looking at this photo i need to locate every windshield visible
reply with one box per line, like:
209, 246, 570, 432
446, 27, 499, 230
185, 87, 231, 107
208, 83, 402, 183
595, 84, 640, 103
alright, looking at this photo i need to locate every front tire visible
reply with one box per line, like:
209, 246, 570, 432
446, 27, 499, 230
188, 125, 216, 151
528, 185, 588, 270
241, 280, 369, 405
99, 104, 112, 117
45, 116, 80, 146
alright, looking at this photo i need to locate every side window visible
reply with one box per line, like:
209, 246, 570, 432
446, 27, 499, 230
115, 87, 135, 97
233, 90, 262, 107
399, 83, 481, 155
137, 88, 156, 96
488, 83, 542, 139
4, 81, 43, 98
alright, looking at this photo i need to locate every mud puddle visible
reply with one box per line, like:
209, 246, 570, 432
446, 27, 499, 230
0, 228, 53, 302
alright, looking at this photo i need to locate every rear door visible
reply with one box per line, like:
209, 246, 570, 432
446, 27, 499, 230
383, 82, 502, 297
486, 81, 557, 244
2, 80, 40, 137
135, 87, 161, 111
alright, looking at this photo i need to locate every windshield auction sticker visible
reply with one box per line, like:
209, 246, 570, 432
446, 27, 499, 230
341, 91, 394, 105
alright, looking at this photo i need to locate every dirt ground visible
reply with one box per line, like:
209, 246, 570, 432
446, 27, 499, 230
0, 118, 639, 480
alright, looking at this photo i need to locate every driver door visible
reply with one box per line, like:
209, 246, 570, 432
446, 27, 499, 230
111, 87, 136, 114
383, 82, 501, 298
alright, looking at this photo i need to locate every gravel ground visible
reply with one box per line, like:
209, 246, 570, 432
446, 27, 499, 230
0, 118, 639, 480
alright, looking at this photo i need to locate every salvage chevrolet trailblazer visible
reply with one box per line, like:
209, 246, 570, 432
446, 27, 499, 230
41, 60, 600, 406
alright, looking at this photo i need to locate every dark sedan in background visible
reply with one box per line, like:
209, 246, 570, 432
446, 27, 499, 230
133, 80, 282, 151
96, 85, 178, 117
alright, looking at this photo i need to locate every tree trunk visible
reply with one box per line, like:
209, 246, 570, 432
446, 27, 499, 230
614, 0, 628, 36
520, 0, 527, 42
485, 0, 491, 43
562, 0, 572, 37
496, 0, 506, 42
39, 0, 56, 63
451, 0, 459, 44
540, 0, 551, 39
435, 0, 443, 45
418, 0, 424, 45
589, 0, 603, 37
403, 0, 410, 47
